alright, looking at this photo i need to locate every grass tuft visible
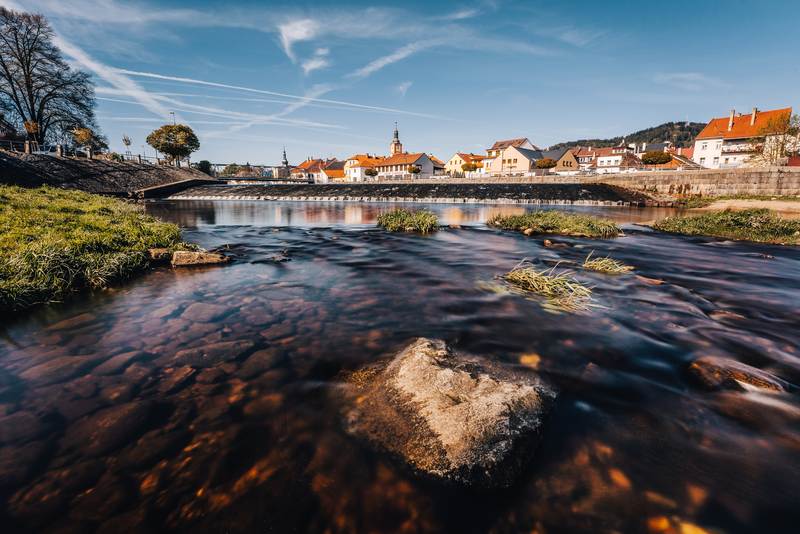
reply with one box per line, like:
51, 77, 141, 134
377, 208, 439, 233
653, 208, 800, 245
582, 252, 634, 274
488, 210, 620, 238
502, 261, 594, 313
0, 185, 185, 314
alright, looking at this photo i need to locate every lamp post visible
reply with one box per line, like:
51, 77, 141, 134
170, 112, 176, 125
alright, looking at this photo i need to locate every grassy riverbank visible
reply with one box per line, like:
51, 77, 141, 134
488, 211, 620, 238
654, 208, 800, 245
377, 208, 439, 233
0, 186, 184, 314
678, 194, 800, 209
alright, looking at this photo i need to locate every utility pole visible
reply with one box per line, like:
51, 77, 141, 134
170, 112, 176, 125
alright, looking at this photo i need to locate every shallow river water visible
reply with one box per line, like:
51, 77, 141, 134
1, 201, 799, 533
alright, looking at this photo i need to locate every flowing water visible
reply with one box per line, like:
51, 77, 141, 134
1, 201, 799, 533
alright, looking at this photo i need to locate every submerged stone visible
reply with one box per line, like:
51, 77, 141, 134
688, 356, 787, 392
344, 338, 557, 488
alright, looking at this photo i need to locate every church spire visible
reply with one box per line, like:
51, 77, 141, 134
390, 122, 403, 155
281, 146, 289, 167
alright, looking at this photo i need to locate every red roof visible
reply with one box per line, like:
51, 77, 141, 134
488, 138, 533, 151
374, 153, 427, 167
696, 107, 792, 140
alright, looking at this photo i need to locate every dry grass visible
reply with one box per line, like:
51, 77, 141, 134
0, 185, 185, 314
502, 261, 594, 313
488, 210, 620, 238
582, 252, 634, 274
377, 208, 439, 233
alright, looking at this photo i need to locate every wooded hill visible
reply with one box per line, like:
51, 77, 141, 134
549, 121, 706, 150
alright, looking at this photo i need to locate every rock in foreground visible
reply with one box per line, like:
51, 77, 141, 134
344, 338, 557, 487
171, 250, 229, 267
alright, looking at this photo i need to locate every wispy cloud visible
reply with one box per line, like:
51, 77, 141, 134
278, 18, 320, 62
349, 40, 440, 79
653, 72, 727, 92
302, 47, 330, 75
442, 8, 480, 21
395, 81, 413, 97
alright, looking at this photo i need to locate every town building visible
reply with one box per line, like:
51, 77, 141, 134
486, 138, 536, 159
692, 107, 794, 168
445, 153, 487, 175
551, 149, 581, 176
484, 145, 543, 175
373, 152, 436, 179
344, 154, 383, 182
291, 158, 327, 182
592, 146, 640, 174
319, 160, 346, 182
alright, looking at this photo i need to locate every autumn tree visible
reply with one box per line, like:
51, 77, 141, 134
749, 113, 800, 166
146, 124, 200, 165
122, 134, 132, 154
364, 168, 378, 177
408, 165, 421, 174
221, 163, 241, 176
535, 158, 557, 169
0, 8, 100, 144
641, 151, 672, 165
461, 162, 477, 172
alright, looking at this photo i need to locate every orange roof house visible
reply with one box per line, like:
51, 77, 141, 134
696, 107, 792, 140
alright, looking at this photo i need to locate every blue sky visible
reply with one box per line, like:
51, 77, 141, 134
3, 0, 799, 164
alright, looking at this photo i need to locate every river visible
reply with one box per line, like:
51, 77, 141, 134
1, 201, 799, 533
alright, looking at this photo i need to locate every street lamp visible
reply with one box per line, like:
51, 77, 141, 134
170, 112, 176, 125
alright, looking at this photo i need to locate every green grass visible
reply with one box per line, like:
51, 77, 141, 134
0, 185, 184, 314
377, 208, 439, 233
487, 210, 621, 238
502, 261, 594, 313
582, 252, 634, 274
677, 194, 800, 209
653, 208, 800, 245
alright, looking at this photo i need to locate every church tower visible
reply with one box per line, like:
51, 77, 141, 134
390, 122, 403, 155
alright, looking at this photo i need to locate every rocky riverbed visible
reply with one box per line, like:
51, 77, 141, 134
0, 201, 798, 533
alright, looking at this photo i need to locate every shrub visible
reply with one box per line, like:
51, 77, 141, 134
365, 168, 378, 177
641, 151, 672, 165
107, 152, 124, 162
535, 158, 557, 169
377, 208, 438, 233
488, 211, 620, 238
408, 165, 421, 174
653, 208, 800, 244
461, 162, 477, 172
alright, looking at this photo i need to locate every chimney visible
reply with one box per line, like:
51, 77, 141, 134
750, 107, 758, 126
728, 109, 735, 131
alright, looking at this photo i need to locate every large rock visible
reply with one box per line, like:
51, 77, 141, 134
61, 402, 153, 456
344, 338, 557, 487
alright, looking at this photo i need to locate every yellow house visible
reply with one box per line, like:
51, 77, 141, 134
445, 153, 487, 175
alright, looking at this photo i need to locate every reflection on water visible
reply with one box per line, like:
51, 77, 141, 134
1, 202, 799, 533
145, 200, 682, 227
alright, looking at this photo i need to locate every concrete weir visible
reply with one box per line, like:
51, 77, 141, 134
167, 183, 656, 206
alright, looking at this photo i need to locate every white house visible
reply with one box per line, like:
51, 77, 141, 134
692, 107, 794, 169
344, 154, 383, 182
373, 153, 435, 179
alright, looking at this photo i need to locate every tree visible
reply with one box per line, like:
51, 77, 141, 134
364, 168, 378, 177
0, 8, 100, 144
749, 113, 800, 166
221, 163, 241, 176
122, 134, 132, 154
196, 160, 213, 175
535, 158, 557, 169
461, 162, 477, 172
641, 151, 672, 165
145, 124, 200, 165
408, 165, 421, 174
71, 126, 106, 151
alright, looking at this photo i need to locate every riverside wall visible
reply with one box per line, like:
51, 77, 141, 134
366, 167, 800, 197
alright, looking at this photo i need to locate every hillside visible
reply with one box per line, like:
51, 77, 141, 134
549, 121, 706, 151
0, 151, 215, 195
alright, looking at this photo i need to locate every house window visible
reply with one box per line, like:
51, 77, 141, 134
713, 157, 719, 165
724, 157, 729, 164
699, 157, 706, 165
701, 143, 708, 150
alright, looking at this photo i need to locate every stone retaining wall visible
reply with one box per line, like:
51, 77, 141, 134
369, 167, 800, 197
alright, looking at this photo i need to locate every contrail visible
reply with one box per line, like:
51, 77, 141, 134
115, 69, 442, 119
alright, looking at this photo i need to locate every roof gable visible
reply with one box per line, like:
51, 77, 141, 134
489, 137, 535, 151
696, 107, 793, 140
